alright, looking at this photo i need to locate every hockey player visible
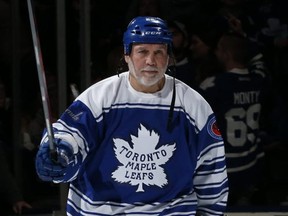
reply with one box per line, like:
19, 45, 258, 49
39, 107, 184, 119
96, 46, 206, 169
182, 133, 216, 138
35, 16, 228, 215
199, 32, 272, 206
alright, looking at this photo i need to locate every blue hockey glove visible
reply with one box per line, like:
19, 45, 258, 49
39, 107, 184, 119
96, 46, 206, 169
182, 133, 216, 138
35, 138, 79, 182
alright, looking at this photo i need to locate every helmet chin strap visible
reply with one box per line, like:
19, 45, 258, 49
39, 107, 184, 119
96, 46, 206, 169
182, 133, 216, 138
166, 56, 176, 132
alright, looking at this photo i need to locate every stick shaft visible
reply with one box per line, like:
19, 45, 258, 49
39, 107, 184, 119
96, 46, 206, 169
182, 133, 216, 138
27, 0, 56, 155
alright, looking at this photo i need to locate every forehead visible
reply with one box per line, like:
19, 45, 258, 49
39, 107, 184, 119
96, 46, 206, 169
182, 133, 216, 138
132, 43, 167, 50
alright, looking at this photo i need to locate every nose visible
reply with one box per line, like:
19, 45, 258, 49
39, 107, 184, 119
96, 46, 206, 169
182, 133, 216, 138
146, 54, 156, 66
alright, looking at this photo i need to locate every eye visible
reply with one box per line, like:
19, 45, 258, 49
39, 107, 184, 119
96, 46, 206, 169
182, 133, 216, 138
155, 49, 166, 56
137, 49, 147, 54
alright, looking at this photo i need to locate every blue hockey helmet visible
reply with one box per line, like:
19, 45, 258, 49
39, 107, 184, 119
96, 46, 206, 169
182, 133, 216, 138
123, 16, 173, 55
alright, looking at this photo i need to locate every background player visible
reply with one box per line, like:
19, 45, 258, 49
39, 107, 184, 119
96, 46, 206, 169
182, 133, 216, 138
199, 32, 272, 206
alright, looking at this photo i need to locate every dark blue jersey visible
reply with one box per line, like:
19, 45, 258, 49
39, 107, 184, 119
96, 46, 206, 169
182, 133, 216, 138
199, 68, 268, 189
167, 57, 196, 88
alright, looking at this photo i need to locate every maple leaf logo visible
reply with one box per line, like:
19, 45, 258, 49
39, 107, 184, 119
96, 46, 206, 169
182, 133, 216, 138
112, 124, 176, 192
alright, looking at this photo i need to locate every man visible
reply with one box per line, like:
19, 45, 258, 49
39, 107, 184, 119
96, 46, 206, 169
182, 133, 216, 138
35, 16, 228, 215
199, 32, 271, 206
166, 20, 195, 88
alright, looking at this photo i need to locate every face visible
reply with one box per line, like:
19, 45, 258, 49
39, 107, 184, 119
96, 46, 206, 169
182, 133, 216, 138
125, 43, 169, 93
189, 35, 210, 59
169, 26, 187, 56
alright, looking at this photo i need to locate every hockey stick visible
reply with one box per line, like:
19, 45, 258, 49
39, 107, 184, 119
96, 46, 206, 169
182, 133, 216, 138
27, 0, 57, 161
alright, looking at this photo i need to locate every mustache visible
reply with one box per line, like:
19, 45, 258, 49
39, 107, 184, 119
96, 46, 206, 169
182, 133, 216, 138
141, 67, 159, 72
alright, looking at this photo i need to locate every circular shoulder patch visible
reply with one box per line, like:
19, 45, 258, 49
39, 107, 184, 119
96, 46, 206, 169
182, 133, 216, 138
207, 117, 222, 140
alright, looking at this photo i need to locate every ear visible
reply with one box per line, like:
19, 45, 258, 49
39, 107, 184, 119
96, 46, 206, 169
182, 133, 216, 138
124, 55, 129, 63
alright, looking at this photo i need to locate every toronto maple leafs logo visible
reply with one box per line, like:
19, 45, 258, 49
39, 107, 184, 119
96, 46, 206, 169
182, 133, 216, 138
112, 124, 176, 192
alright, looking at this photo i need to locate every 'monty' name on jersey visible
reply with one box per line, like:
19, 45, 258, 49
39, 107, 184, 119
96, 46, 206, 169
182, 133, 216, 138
234, 91, 260, 105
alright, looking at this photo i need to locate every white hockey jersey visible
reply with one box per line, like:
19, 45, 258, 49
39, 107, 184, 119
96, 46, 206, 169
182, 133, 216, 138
42, 71, 228, 215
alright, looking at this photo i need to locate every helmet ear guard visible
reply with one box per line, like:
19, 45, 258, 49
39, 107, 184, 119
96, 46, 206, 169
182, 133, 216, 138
123, 16, 173, 55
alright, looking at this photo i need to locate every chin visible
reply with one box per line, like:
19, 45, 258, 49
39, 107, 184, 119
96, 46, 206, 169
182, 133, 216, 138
141, 77, 161, 87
